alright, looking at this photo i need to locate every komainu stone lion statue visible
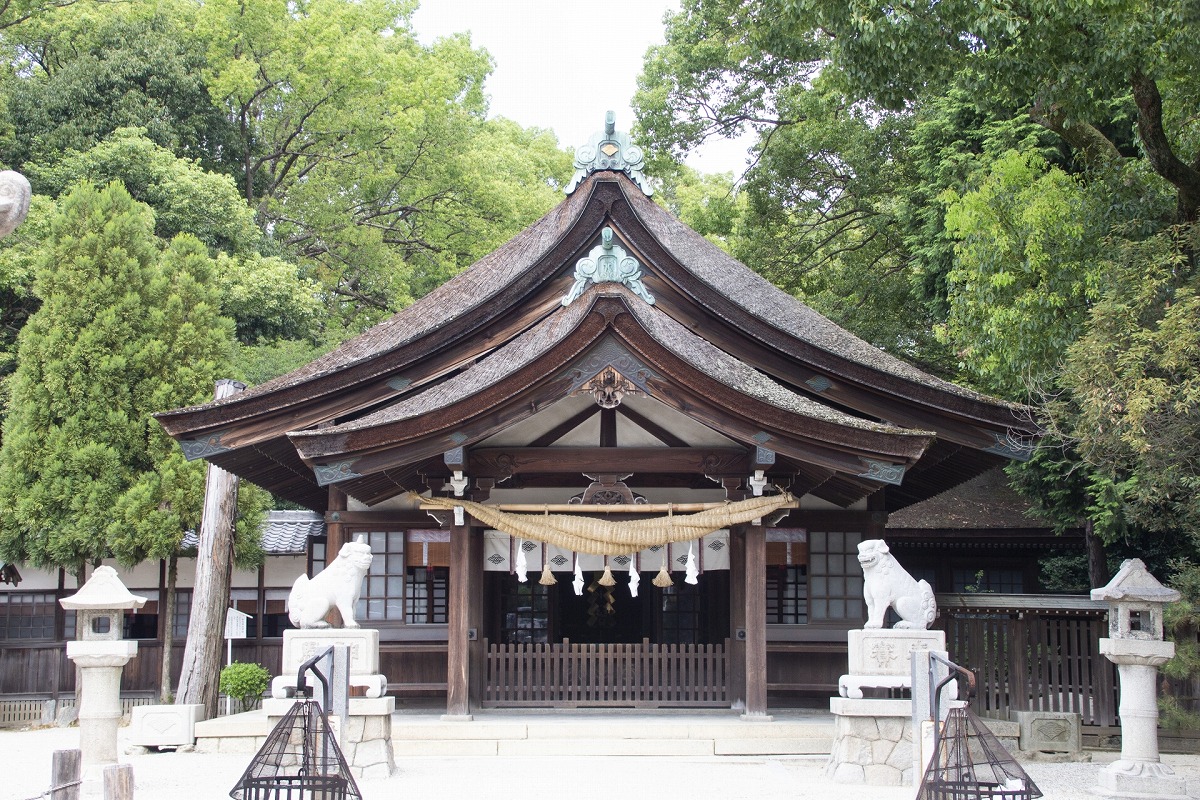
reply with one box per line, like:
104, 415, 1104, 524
287, 537, 373, 628
857, 538, 936, 629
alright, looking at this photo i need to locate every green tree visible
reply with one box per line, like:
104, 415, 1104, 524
26, 128, 259, 252
0, 182, 243, 576
0, 7, 238, 176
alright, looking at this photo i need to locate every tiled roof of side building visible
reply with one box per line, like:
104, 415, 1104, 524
182, 510, 322, 555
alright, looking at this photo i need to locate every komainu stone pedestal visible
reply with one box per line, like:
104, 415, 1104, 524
267, 628, 395, 779
826, 698, 914, 786
271, 628, 387, 699
839, 629, 949, 699
263, 697, 396, 780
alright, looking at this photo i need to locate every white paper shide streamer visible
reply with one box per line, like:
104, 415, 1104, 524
684, 541, 699, 585
572, 553, 585, 596
515, 539, 528, 583
628, 560, 640, 597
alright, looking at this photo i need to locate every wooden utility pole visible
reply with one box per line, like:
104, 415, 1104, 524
175, 379, 245, 719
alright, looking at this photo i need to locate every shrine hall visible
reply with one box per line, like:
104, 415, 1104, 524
156, 115, 1036, 716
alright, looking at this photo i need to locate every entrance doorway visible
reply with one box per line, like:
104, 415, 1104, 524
485, 572, 730, 646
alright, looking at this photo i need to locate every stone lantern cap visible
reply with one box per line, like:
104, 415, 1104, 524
60, 565, 147, 611
1091, 559, 1180, 605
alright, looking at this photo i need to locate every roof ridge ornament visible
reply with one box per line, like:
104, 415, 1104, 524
564, 111, 653, 196
562, 226, 655, 306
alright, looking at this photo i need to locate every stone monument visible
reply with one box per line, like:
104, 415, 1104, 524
826, 539, 950, 786
264, 535, 394, 779
59, 566, 146, 792
1090, 559, 1186, 800
0, 170, 31, 238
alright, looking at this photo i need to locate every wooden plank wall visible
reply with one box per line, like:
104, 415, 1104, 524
939, 611, 1119, 727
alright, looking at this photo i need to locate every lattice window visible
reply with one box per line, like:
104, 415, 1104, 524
123, 591, 159, 639
405, 567, 449, 624
0, 592, 57, 640
262, 589, 292, 637
500, 582, 550, 644
405, 531, 450, 625
172, 590, 192, 640
354, 531, 406, 622
808, 530, 864, 622
953, 568, 1024, 594
767, 566, 809, 624
659, 583, 702, 644
767, 529, 809, 625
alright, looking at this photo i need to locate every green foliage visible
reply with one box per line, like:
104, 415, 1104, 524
0, 6, 239, 177
1162, 561, 1200, 729
0, 182, 246, 572
26, 128, 259, 253
938, 150, 1103, 395
219, 661, 270, 712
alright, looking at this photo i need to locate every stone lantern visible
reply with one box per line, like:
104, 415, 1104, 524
1090, 559, 1185, 800
60, 566, 146, 781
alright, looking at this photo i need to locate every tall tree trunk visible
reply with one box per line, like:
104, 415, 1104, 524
175, 379, 245, 719
72, 565, 86, 716
159, 553, 178, 704
1085, 518, 1108, 589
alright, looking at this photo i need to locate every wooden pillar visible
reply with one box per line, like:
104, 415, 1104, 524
445, 519, 473, 719
176, 379, 244, 719
728, 527, 747, 710
325, 486, 348, 557
743, 523, 769, 718
468, 525, 485, 707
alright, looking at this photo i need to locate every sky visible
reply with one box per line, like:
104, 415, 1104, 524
409, 0, 754, 176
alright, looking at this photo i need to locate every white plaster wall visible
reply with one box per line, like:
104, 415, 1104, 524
0, 564, 60, 591
263, 555, 306, 588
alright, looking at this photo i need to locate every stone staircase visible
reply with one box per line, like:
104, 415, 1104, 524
195, 707, 835, 759
390, 710, 834, 758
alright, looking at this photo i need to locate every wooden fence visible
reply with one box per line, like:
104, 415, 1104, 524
483, 638, 728, 708
938, 596, 1119, 726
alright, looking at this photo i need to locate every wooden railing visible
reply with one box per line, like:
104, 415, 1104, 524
483, 638, 728, 708
938, 595, 1119, 726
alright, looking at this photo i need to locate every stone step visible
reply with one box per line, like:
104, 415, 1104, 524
393, 735, 834, 758
388, 715, 834, 757
195, 709, 836, 760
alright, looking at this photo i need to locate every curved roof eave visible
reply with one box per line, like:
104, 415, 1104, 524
156, 174, 604, 430
616, 179, 1033, 429
289, 286, 934, 471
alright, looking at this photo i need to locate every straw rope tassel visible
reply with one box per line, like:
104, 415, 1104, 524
538, 541, 556, 586
653, 508, 674, 587
598, 556, 616, 587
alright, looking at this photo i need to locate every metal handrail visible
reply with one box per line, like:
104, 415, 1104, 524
293, 646, 334, 709
929, 652, 976, 757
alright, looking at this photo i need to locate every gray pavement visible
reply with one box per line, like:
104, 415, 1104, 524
4, 721, 1200, 800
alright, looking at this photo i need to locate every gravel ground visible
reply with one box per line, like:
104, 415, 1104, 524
5, 724, 1200, 800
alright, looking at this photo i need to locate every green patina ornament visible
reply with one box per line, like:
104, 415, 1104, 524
565, 111, 653, 196
562, 226, 655, 306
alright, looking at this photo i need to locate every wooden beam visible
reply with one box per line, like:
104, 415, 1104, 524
446, 522, 472, 718
743, 524, 768, 717
729, 527, 747, 710
469, 447, 747, 478
616, 404, 688, 447
422, 499, 797, 514
600, 407, 616, 447
529, 403, 600, 448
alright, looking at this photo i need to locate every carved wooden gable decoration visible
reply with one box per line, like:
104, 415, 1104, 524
156, 115, 1036, 513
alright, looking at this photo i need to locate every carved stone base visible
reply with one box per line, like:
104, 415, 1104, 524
1091, 760, 1188, 799
825, 697, 914, 786
272, 628, 386, 699
839, 628, 948, 699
